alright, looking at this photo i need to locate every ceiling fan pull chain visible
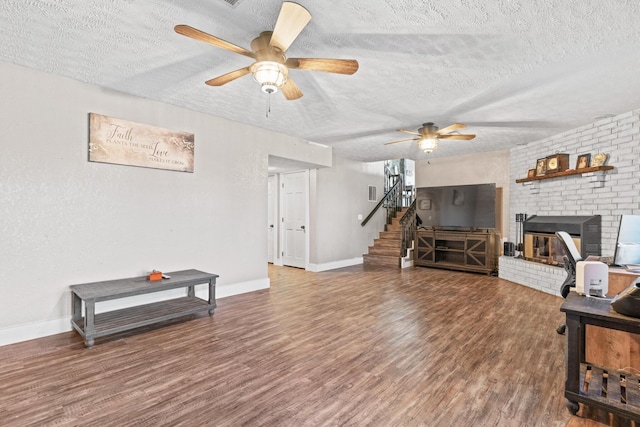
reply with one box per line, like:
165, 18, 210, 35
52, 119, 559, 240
266, 91, 276, 117
266, 92, 272, 118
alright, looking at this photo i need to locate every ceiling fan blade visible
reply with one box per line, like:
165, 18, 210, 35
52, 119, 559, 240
281, 78, 303, 100
285, 58, 359, 75
438, 134, 476, 140
270, 2, 312, 52
436, 123, 466, 135
384, 138, 419, 146
205, 67, 251, 86
397, 129, 420, 135
174, 25, 255, 59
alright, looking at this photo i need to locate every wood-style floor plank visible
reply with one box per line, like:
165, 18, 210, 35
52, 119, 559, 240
0, 264, 616, 426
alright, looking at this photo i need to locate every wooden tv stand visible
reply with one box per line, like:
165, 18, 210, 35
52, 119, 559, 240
414, 229, 497, 275
70, 269, 217, 348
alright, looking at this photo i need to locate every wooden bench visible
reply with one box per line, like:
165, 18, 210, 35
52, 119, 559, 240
70, 269, 217, 348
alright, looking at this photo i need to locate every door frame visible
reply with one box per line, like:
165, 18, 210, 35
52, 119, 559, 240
267, 174, 279, 265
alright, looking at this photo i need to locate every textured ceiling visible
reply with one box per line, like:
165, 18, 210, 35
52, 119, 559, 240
1, 0, 640, 162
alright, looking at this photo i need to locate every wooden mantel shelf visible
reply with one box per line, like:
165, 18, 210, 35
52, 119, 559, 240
516, 165, 614, 183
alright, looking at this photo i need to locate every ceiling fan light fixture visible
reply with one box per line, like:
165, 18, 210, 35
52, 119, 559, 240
418, 137, 438, 153
250, 61, 288, 94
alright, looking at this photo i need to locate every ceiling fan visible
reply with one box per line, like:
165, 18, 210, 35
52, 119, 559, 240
174, 2, 359, 100
385, 122, 476, 153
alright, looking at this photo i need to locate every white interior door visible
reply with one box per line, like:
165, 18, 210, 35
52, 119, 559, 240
267, 175, 277, 263
282, 171, 307, 268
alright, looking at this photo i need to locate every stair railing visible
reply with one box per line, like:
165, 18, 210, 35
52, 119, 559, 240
361, 175, 403, 227
399, 199, 416, 257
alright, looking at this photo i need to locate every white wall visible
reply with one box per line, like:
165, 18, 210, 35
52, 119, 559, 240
309, 155, 385, 270
0, 60, 332, 344
414, 150, 511, 238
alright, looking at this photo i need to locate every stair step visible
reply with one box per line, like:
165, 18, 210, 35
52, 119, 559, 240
390, 211, 411, 224
385, 223, 402, 232
368, 246, 401, 256
363, 254, 400, 268
373, 238, 401, 248
379, 231, 402, 240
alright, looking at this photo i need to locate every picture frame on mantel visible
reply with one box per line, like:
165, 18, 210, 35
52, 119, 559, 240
527, 168, 536, 178
591, 152, 608, 167
535, 158, 547, 176
576, 153, 591, 170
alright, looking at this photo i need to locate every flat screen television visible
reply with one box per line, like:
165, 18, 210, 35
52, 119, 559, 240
613, 215, 640, 266
415, 183, 496, 229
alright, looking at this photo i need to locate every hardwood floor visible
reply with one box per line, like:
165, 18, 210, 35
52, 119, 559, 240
0, 264, 620, 426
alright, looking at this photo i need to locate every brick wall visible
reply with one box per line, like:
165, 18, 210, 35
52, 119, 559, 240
500, 108, 640, 294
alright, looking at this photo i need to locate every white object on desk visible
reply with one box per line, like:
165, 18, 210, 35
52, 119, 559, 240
576, 261, 609, 297
626, 264, 640, 273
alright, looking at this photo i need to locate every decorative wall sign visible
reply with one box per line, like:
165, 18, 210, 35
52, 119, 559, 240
88, 113, 194, 173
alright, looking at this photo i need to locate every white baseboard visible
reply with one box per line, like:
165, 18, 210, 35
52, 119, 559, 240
0, 277, 271, 347
307, 257, 363, 272
401, 257, 414, 268
401, 248, 414, 268
0, 318, 71, 348
215, 277, 270, 298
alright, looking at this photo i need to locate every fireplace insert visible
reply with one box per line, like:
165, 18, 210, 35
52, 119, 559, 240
523, 215, 601, 265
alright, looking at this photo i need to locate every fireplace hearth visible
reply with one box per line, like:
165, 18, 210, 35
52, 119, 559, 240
523, 215, 601, 265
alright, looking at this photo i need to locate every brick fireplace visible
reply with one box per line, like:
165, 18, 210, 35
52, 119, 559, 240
499, 109, 640, 297
500, 215, 601, 296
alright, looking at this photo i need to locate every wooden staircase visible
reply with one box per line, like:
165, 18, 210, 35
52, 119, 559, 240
363, 207, 409, 268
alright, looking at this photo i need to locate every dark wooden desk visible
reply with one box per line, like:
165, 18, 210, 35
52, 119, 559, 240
586, 268, 640, 369
561, 292, 640, 420
71, 269, 217, 348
